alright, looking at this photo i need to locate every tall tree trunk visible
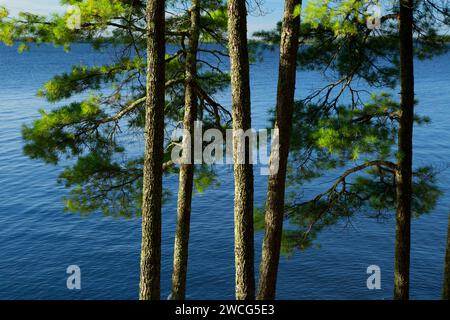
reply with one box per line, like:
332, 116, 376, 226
257, 0, 301, 300
394, 0, 414, 301
171, 0, 201, 300
139, 0, 166, 300
443, 213, 450, 299
227, 0, 255, 300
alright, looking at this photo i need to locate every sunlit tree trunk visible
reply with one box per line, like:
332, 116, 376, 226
257, 0, 301, 300
227, 0, 255, 300
443, 213, 450, 299
139, 0, 166, 300
394, 0, 414, 301
171, 0, 201, 300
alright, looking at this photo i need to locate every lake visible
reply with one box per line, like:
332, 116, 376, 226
0, 43, 449, 299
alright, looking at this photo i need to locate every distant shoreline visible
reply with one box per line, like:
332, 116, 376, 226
10, 35, 450, 46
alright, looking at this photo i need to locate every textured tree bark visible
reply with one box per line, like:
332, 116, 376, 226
443, 213, 450, 300
257, 0, 301, 301
139, 0, 166, 300
394, 0, 414, 301
171, 0, 200, 300
227, 0, 255, 300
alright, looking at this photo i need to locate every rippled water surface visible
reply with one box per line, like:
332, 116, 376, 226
0, 44, 449, 299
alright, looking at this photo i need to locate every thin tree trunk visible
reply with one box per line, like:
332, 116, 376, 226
257, 0, 301, 300
394, 0, 414, 301
443, 213, 450, 299
171, 0, 200, 300
139, 0, 166, 300
227, 0, 255, 300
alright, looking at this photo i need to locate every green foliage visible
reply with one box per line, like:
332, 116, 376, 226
253, 207, 266, 232
201, 6, 228, 42
255, 0, 449, 90
279, 163, 441, 254
61, 152, 139, 217
37, 58, 143, 102
22, 98, 113, 164
5, 0, 448, 226
0, 0, 138, 50
7, 0, 231, 217
194, 165, 219, 194
278, 97, 441, 252
259, 91, 441, 253
252, 0, 448, 255
286, 92, 400, 186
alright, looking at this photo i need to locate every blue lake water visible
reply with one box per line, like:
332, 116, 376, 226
0, 43, 449, 300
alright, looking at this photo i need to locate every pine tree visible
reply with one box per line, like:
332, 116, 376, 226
257, 0, 302, 300
254, 0, 448, 297
171, 0, 201, 300
139, 0, 166, 300
227, 0, 255, 300
393, 0, 415, 301
0, 1, 230, 215
1, 0, 230, 299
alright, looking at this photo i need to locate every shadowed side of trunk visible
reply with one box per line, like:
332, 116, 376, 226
394, 0, 414, 301
171, 0, 201, 300
139, 0, 166, 300
257, 0, 301, 300
227, 0, 255, 300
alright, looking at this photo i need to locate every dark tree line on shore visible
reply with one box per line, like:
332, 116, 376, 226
0, 0, 449, 300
